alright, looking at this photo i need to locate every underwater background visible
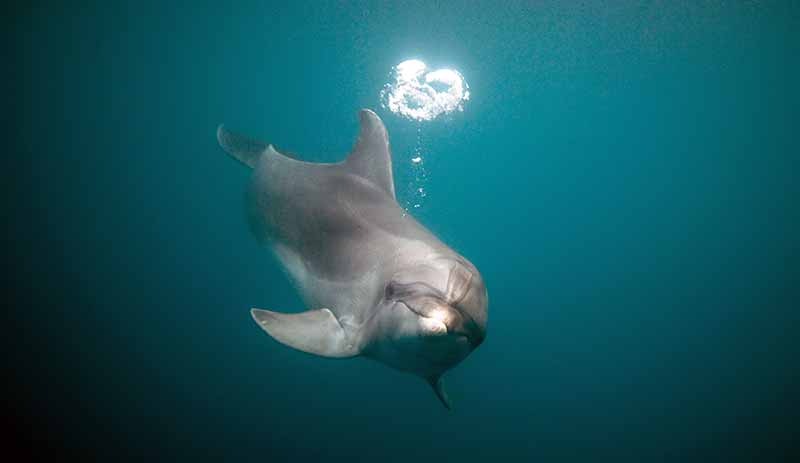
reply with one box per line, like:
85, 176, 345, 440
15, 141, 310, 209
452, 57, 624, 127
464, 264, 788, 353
7, 1, 799, 461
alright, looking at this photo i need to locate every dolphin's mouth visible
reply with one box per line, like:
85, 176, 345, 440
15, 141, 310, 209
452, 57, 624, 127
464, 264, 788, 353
398, 300, 474, 345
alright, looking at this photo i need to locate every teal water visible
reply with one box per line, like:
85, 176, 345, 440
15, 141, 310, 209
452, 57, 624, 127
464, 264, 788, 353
9, 1, 799, 460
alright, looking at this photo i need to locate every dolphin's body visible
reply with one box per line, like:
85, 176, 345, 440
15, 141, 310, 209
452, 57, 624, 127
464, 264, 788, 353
217, 109, 488, 408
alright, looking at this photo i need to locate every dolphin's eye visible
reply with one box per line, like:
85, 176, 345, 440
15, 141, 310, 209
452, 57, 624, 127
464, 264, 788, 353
385, 280, 441, 301
385, 280, 417, 300
384, 281, 402, 299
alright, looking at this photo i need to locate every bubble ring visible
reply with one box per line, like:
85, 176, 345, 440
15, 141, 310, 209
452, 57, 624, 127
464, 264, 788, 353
380, 59, 470, 121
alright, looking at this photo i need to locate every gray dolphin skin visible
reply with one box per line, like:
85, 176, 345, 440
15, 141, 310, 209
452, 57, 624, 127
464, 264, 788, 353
217, 109, 488, 409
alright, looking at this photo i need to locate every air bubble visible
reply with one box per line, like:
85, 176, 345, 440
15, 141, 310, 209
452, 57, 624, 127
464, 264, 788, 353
380, 59, 470, 121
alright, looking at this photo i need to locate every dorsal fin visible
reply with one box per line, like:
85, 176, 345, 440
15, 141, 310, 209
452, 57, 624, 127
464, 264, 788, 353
344, 109, 395, 199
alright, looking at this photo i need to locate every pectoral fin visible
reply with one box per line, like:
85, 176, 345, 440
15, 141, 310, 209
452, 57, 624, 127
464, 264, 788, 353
250, 308, 360, 358
217, 124, 269, 168
428, 376, 453, 410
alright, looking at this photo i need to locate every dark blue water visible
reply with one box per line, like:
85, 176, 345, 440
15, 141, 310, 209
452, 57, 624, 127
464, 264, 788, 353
9, 1, 798, 461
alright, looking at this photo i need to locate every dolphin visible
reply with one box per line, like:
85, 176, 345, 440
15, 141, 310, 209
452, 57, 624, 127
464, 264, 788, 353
216, 109, 488, 409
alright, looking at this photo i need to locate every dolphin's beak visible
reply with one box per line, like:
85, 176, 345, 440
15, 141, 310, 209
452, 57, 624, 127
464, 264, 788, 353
450, 309, 485, 348
428, 305, 484, 348
419, 315, 448, 336
400, 298, 484, 347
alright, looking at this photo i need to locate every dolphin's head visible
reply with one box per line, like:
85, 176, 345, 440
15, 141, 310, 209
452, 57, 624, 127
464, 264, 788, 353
368, 255, 488, 381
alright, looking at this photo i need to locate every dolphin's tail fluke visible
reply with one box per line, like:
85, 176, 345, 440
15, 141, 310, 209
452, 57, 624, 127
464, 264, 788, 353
217, 124, 270, 168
